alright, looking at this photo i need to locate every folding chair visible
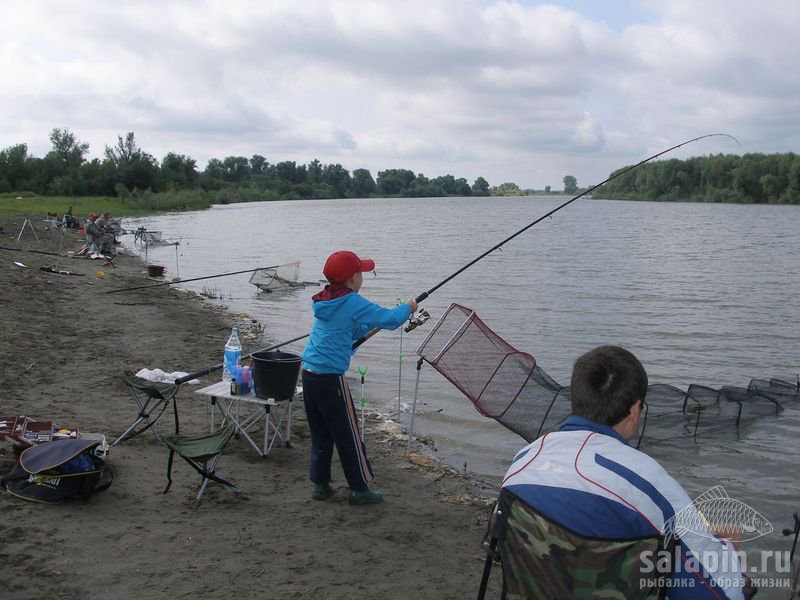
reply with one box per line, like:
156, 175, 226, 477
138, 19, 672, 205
162, 423, 240, 504
112, 376, 179, 446
478, 489, 665, 599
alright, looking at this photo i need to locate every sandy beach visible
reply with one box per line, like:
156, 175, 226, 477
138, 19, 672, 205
0, 215, 502, 600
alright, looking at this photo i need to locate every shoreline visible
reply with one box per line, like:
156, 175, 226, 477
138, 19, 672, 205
0, 215, 502, 600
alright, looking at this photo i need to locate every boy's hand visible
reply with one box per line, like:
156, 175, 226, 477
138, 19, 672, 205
408, 300, 418, 313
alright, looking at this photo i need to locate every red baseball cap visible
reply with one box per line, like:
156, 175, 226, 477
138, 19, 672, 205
322, 251, 375, 283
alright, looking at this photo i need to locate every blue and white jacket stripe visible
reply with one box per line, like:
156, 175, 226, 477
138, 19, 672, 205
501, 416, 744, 600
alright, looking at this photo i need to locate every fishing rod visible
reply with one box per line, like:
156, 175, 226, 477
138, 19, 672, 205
353, 132, 740, 349
174, 333, 310, 385
106, 264, 284, 294
0, 246, 63, 257
784, 512, 800, 599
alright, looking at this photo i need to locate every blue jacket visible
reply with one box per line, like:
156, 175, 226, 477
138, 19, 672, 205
502, 416, 745, 600
302, 292, 412, 375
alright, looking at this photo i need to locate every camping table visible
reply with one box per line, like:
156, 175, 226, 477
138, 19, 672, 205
194, 381, 294, 457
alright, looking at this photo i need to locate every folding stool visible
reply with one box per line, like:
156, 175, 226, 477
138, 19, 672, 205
162, 423, 240, 504
112, 376, 179, 446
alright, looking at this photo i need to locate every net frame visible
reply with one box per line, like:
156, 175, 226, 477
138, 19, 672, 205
248, 261, 302, 291
749, 378, 800, 400
414, 303, 796, 448
416, 303, 536, 419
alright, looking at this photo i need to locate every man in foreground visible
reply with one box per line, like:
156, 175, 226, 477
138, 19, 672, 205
500, 345, 751, 599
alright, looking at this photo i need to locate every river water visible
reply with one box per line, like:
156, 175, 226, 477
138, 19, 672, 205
125, 196, 800, 594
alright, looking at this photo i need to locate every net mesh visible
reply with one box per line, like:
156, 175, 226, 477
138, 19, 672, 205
248, 261, 302, 291
416, 303, 800, 447
416, 304, 536, 420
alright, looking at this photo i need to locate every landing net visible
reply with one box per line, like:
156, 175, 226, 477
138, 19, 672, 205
134, 227, 162, 244
416, 304, 800, 447
248, 261, 303, 292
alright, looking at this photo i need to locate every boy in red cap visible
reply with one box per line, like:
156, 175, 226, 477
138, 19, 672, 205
301, 250, 417, 505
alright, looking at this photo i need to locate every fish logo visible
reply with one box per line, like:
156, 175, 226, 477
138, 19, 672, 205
664, 486, 773, 544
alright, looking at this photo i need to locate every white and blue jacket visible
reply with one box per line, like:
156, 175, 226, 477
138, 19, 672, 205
302, 291, 412, 375
502, 416, 745, 600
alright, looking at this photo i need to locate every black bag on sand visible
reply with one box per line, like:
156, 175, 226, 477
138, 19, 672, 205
1, 438, 112, 504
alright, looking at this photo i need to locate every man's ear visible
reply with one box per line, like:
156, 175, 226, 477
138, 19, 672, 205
631, 399, 643, 420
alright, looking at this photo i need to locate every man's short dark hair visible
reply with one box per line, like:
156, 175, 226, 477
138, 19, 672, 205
569, 345, 648, 426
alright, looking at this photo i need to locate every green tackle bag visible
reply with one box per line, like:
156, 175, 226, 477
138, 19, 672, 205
1, 438, 112, 504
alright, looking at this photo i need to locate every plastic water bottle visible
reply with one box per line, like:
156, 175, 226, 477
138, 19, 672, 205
222, 327, 242, 382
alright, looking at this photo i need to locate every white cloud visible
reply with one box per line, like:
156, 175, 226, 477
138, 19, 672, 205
0, 0, 797, 189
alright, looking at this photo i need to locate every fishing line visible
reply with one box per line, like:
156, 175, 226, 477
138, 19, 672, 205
172, 133, 740, 386
106, 264, 284, 294
353, 133, 740, 349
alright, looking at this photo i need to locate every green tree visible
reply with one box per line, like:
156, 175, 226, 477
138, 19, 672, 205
250, 154, 268, 176
493, 182, 522, 196
104, 132, 159, 192
434, 174, 457, 194
376, 169, 415, 195
563, 175, 578, 194
48, 127, 89, 170
760, 174, 781, 201
105, 132, 141, 164
408, 173, 444, 197
80, 158, 115, 196
275, 161, 304, 185
0, 143, 32, 191
454, 177, 472, 196
732, 158, 765, 203
161, 153, 198, 189
221, 156, 251, 183
351, 168, 376, 197
307, 159, 323, 184
204, 158, 225, 180
321, 163, 351, 197
45, 128, 89, 193
783, 155, 800, 203
472, 176, 490, 196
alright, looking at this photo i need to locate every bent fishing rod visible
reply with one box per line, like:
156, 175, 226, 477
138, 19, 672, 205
106, 265, 284, 294
173, 133, 739, 384
353, 132, 740, 349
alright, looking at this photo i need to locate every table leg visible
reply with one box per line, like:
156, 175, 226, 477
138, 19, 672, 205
268, 404, 270, 456
210, 396, 217, 432
235, 398, 241, 436
286, 399, 293, 448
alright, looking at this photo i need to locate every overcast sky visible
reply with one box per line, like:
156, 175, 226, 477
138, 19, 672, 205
1, 0, 798, 189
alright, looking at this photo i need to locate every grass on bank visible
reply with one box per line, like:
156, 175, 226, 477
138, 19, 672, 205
0, 189, 212, 218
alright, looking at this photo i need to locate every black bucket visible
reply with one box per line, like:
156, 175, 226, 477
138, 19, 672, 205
251, 351, 302, 401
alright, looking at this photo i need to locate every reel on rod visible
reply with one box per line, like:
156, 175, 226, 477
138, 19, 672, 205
404, 308, 431, 333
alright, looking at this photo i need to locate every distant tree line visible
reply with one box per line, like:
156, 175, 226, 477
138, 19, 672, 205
595, 153, 800, 204
4, 129, 793, 206
0, 128, 498, 204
